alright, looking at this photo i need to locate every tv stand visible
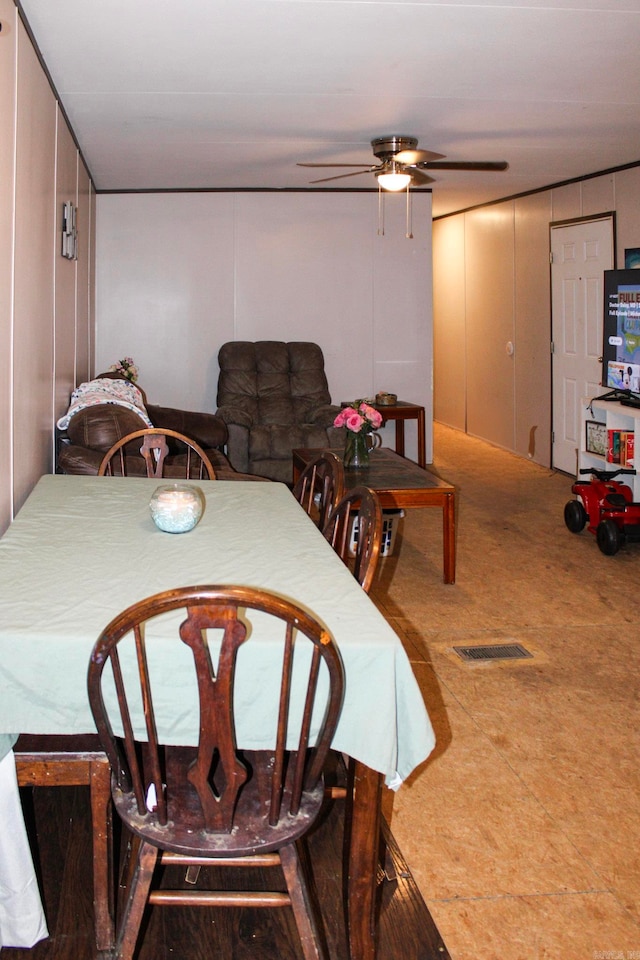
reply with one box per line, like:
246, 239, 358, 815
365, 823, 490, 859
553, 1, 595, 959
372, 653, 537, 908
579, 397, 639, 495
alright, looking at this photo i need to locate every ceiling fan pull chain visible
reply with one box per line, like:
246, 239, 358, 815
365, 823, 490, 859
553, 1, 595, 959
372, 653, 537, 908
406, 184, 413, 240
377, 183, 385, 236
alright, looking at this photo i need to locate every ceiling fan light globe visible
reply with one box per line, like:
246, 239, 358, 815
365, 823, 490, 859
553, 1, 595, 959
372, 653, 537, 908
376, 171, 412, 192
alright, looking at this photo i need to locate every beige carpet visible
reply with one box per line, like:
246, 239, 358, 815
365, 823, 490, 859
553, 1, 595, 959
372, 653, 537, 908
371, 422, 640, 960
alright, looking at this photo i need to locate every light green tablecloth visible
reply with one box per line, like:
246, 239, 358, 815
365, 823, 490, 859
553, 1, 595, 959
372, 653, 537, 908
0, 735, 17, 763
0, 475, 435, 785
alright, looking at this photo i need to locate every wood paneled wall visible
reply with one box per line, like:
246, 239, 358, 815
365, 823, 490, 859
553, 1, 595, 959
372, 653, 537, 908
0, 0, 17, 532
433, 167, 640, 467
0, 2, 94, 533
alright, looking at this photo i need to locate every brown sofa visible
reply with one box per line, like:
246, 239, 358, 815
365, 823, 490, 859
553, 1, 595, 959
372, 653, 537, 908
215, 341, 344, 482
57, 375, 260, 480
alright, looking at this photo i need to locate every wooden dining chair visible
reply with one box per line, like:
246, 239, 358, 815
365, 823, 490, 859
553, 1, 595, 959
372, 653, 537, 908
87, 584, 345, 960
292, 451, 344, 528
320, 487, 383, 839
322, 485, 383, 594
98, 427, 216, 480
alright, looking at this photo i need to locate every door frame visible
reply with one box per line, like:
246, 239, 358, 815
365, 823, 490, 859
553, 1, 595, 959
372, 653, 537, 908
549, 211, 616, 472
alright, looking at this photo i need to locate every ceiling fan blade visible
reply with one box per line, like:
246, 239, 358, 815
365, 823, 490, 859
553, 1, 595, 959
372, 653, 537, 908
408, 169, 435, 186
420, 161, 509, 172
308, 168, 377, 184
393, 149, 445, 165
297, 162, 373, 169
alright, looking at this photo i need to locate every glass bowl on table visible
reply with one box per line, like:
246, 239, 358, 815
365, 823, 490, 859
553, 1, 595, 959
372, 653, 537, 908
149, 483, 204, 533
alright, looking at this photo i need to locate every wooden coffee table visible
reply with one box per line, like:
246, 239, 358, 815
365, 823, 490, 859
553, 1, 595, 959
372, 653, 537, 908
292, 447, 456, 584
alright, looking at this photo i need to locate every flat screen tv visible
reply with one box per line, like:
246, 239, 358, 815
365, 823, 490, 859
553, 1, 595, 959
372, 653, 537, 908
603, 269, 640, 392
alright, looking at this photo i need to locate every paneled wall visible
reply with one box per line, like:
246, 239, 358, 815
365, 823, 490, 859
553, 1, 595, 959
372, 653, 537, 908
465, 205, 516, 451
0, 0, 16, 532
95, 191, 433, 466
433, 166, 640, 467
514, 192, 553, 461
0, 2, 94, 532
75, 160, 94, 385
433, 216, 465, 432
13, 15, 57, 508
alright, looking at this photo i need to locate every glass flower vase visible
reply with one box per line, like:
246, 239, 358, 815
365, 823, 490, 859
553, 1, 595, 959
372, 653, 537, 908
344, 429, 370, 469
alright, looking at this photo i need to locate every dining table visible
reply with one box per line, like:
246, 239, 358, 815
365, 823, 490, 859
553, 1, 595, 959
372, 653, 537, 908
0, 474, 435, 959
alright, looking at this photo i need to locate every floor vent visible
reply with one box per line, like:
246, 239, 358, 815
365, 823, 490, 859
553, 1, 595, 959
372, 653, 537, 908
453, 643, 533, 663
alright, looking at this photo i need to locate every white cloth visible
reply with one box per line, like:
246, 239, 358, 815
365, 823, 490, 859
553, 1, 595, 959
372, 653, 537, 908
0, 752, 48, 949
56, 377, 152, 431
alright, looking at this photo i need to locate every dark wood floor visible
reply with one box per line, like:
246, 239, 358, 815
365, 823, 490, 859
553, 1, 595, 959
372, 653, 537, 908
6, 784, 450, 960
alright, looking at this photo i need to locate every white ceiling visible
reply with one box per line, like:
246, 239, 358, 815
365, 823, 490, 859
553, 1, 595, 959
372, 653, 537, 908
17, 0, 640, 216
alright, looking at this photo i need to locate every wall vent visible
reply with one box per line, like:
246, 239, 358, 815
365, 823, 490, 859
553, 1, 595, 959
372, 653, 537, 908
453, 643, 533, 663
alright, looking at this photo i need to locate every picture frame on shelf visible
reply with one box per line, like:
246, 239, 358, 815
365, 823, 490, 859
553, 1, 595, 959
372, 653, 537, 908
624, 247, 640, 269
586, 419, 607, 457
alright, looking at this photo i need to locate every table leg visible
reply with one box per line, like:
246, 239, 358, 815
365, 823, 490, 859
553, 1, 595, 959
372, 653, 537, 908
14, 739, 115, 951
344, 759, 382, 960
90, 758, 114, 951
417, 408, 426, 470
443, 491, 456, 584
394, 420, 406, 459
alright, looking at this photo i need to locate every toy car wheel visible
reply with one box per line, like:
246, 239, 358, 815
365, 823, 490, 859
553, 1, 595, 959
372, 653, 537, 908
564, 499, 588, 533
596, 519, 624, 556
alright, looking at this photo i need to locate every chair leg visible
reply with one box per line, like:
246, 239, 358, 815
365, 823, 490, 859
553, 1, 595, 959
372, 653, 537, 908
114, 839, 158, 960
279, 842, 327, 960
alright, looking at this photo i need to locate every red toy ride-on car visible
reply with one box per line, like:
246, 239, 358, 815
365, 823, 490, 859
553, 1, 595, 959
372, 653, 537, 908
564, 467, 640, 555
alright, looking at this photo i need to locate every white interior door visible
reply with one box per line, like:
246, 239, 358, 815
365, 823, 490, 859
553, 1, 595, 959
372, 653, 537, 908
551, 217, 613, 474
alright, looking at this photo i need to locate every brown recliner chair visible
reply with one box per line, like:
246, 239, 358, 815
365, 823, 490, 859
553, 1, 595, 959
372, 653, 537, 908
57, 374, 258, 480
215, 341, 343, 482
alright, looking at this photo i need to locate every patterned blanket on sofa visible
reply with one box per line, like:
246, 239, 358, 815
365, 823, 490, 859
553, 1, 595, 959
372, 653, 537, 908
56, 378, 153, 431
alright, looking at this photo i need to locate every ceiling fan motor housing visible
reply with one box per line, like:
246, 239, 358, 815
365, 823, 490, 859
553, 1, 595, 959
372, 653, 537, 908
371, 136, 418, 161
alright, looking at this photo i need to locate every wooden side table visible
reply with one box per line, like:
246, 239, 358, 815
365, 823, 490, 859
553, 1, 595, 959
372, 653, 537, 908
372, 400, 427, 469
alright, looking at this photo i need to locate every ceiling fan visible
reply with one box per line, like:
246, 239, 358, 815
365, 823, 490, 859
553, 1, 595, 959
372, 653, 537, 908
298, 135, 509, 191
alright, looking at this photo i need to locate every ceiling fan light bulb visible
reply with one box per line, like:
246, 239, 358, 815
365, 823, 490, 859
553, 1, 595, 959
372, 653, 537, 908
376, 171, 412, 192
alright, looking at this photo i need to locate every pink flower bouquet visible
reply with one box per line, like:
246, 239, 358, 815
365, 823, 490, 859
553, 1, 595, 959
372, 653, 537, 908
334, 401, 383, 433
108, 357, 139, 383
